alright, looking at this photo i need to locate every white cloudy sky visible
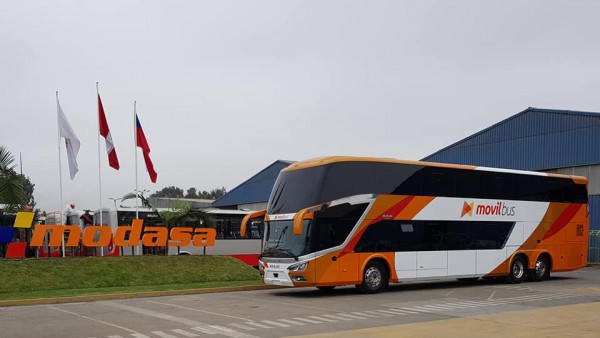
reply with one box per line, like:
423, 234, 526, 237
2, 0, 600, 212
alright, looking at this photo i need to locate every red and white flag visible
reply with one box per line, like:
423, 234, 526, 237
135, 114, 157, 183
98, 94, 120, 170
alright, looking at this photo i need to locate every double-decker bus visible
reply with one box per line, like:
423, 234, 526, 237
241, 156, 589, 293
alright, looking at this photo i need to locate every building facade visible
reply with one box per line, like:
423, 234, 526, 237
212, 160, 294, 210
422, 107, 600, 231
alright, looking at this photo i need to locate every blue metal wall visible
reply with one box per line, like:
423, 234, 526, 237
590, 195, 600, 231
423, 108, 600, 170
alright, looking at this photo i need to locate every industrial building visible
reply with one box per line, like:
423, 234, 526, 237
422, 107, 600, 232
212, 160, 294, 210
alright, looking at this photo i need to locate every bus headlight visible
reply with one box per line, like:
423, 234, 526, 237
288, 262, 308, 271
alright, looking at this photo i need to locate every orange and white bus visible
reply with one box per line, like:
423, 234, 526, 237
241, 156, 589, 293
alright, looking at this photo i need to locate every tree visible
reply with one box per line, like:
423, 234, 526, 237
185, 187, 198, 199
150, 186, 184, 198
198, 187, 227, 199
150, 186, 227, 200
0, 146, 27, 211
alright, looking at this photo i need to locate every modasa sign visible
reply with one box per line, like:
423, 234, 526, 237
30, 219, 216, 247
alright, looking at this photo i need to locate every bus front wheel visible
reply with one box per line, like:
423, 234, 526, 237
506, 255, 527, 284
357, 260, 388, 294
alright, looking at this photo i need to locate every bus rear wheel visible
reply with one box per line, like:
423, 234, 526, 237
529, 255, 550, 282
357, 260, 388, 294
506, 255, 527, 283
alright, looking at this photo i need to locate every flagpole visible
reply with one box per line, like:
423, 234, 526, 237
134, 100, 139, 256
56, 91, 66, 258
96, 82, 104, 257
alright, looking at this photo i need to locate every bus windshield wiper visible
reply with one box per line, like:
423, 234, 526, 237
260, 248, 298, 260
278, 248, 298, 260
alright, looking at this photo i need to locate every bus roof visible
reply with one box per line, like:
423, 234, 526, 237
282, 156, 587, 184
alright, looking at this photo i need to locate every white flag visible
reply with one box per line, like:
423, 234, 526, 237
57, 99, 80, 180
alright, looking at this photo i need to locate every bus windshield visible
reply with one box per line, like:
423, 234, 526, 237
262, 202, 370, 259
263, 220, 311, 258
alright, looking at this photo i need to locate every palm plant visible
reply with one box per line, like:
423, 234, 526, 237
120, 193, 214, 254
159, 200, 214, 229
160, 201, 214, 255
0, 146, 26, 211
121, 191, 162, 220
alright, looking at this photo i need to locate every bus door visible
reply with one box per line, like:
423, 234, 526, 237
314, 248, 359, 284
313, 206, 362, 284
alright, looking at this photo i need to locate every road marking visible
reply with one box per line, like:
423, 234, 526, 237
171, 329, 199, 337
294, 317, 322, 324
308, 315, 338, 322
430, 303, 467, 309
418, 304, 459, 311
400, 307, 435, 313
228, 323, 257, 331
385, 308, 419, 315
374, 309, 404, 315
334, 313, 366, 320
151, 331, 178, 338
209, 325, 237, 333
108, 336, 124, 338
261, 320, 289, 328
444, 301, 488, 308
411, 305, 443, 312
350, 312, 380, 318
146, 301, 252, 322
487, 290, 497, 300
244, 322, 273, 329
190, 326, 217, 335
224, 295, 333, 311
130, 334, 152, 338
48, 306, 140, 335
104, 303, 259, 338
364, 310, 392, 317
277, 319, 306, 326
322, 314, 352, 321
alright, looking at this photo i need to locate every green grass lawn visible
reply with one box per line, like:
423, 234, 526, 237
0, 256, 262, 301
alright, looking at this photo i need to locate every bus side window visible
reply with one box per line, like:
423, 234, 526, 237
422, 171, 453, 197
486, 174, 511, 199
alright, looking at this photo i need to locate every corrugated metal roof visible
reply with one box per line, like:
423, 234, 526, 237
422, 107, 600, 170
212, 160, 294, 208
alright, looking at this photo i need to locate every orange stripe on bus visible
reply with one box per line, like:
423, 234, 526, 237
339, 196, 414, 257
542, 204, 582, 240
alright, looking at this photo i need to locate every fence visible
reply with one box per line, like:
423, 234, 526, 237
590, 230, 600, 263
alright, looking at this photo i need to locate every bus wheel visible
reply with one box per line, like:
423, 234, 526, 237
506, 255, 527, 283
357, 260, 388, 294
529, 255, 550, 282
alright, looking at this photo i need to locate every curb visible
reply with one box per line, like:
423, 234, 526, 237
0, 284, 283, 307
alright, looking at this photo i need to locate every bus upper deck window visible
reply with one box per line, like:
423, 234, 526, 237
401, 223, 413, 233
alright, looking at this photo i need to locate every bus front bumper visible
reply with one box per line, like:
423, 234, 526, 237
262, 267, 295, 286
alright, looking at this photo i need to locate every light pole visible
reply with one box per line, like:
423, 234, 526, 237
108, 197, 121, 209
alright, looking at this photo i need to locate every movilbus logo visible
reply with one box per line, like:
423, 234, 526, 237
461, 201, 516, 217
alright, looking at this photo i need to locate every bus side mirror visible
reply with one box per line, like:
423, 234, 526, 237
293, 208, 319, 235
240, 210, 266, 238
